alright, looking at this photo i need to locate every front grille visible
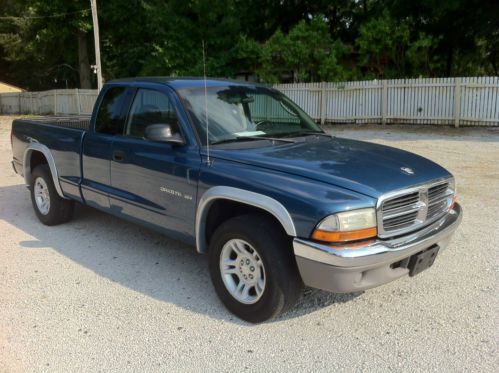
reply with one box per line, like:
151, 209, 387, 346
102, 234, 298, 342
382, 192, 420, 211
377, 179, 454, 238
427, 183, 451, 219
383, 210, 419, 230
428, 183, 448, 200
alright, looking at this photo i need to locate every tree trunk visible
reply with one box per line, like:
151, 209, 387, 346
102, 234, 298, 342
77, 30, 92, 89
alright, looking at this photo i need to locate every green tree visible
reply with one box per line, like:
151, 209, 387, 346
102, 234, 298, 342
137, 0, 242, 77
356, 11, 412, 78
0, 0, 497, 89
258, 19, 350, 83
386, 0, 499, 76
0, 0, 94, 89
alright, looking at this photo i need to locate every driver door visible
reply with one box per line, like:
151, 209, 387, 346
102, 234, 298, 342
109, 87, 200, 244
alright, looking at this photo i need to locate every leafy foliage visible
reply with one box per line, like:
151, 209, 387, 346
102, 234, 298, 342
257, 19, 350, 83
0, 0, 497, 89
0, 0, 94, 88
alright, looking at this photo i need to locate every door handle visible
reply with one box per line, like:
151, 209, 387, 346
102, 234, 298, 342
112, 150, 125, 162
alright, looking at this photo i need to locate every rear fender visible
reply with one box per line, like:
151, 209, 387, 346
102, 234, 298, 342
23, 143, 67, 199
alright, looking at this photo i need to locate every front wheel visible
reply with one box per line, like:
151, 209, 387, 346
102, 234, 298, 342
209, 214, 303, 323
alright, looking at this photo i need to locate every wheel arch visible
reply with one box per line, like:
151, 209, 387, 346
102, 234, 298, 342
23, 143, 67, 199
196, 186, 296, 253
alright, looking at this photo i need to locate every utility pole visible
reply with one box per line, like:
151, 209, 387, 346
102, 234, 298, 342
90, 0, 103, 91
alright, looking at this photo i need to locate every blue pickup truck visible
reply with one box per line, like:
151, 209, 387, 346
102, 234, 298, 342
11, 77, 462, 322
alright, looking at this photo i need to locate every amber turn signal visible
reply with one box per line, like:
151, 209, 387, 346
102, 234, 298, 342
312, 227, 378, 243
450, 195, 458, 210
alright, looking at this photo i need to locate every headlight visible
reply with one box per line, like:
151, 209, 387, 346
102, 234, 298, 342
448, 177, 456, 195
312, 208, 377, 243
448, 177, 457, 210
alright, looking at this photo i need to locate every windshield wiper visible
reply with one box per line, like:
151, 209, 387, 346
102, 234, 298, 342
211, 136, 295, 145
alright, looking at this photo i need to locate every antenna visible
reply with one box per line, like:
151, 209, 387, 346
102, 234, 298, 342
202, 40, 211, 165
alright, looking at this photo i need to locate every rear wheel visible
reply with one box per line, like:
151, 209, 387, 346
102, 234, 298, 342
209, 214, 302, 323
30, 165, 74, 225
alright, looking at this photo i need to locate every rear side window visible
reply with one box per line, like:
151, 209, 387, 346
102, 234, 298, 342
125, 89, 180, 138
95, 87, 128, 135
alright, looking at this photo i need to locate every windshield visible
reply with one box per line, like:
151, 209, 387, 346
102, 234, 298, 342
178, 86, 323, 145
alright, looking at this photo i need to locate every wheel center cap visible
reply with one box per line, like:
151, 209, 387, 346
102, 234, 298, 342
238, 257, 256, 282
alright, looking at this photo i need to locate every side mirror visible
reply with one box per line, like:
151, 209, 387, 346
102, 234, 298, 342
145, 124, 184, 144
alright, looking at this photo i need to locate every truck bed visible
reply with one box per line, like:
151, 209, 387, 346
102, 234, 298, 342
11, 115, 89, 203
18, 115, 92, 131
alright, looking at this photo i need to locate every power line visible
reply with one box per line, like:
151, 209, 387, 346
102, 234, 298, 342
0, 9, 91, 20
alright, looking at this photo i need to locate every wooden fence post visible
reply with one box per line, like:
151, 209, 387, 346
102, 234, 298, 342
53, 90, 57, 115
454, 78, 461, 128
76, 88, 81, 115
381, 80, 388, 125
320, 82, 326, 125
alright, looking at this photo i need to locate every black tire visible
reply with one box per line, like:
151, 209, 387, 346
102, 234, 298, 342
209, 214, 303, 323
30, 164, 74, 225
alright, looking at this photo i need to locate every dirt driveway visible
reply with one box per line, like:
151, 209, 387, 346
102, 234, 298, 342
1, 115, 498, 372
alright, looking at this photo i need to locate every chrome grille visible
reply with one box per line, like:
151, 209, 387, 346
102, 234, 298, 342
383, 210, 419, 230
377, 179, 454, 238
382, 192, 420, 211
427, 183, 450, 219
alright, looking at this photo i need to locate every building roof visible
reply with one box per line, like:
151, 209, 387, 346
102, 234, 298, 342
0, 81, 24, 93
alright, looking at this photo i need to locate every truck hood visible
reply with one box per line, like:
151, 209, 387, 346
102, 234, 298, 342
208, 137, 451, 198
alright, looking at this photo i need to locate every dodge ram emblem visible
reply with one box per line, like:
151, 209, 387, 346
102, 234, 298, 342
401, 167, 414, 175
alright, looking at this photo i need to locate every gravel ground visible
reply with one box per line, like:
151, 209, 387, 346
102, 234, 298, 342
0, 115, 498, 372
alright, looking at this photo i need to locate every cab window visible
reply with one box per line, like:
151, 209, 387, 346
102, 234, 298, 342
95, 87, 128, 135
125, 89, 180, 138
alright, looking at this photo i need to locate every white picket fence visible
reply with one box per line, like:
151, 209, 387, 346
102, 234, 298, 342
0, 89, 97, 115
1, 77, 498, 126
275, 77, 499, 127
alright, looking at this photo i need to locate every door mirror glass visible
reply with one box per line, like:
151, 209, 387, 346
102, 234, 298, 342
145, 124, 184, 144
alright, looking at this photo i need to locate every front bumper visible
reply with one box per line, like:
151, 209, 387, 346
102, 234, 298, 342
294, 203, 462, 293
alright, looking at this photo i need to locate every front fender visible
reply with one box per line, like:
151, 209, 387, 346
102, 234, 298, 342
196, 186, 297, 253
196, 158, 375, 252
